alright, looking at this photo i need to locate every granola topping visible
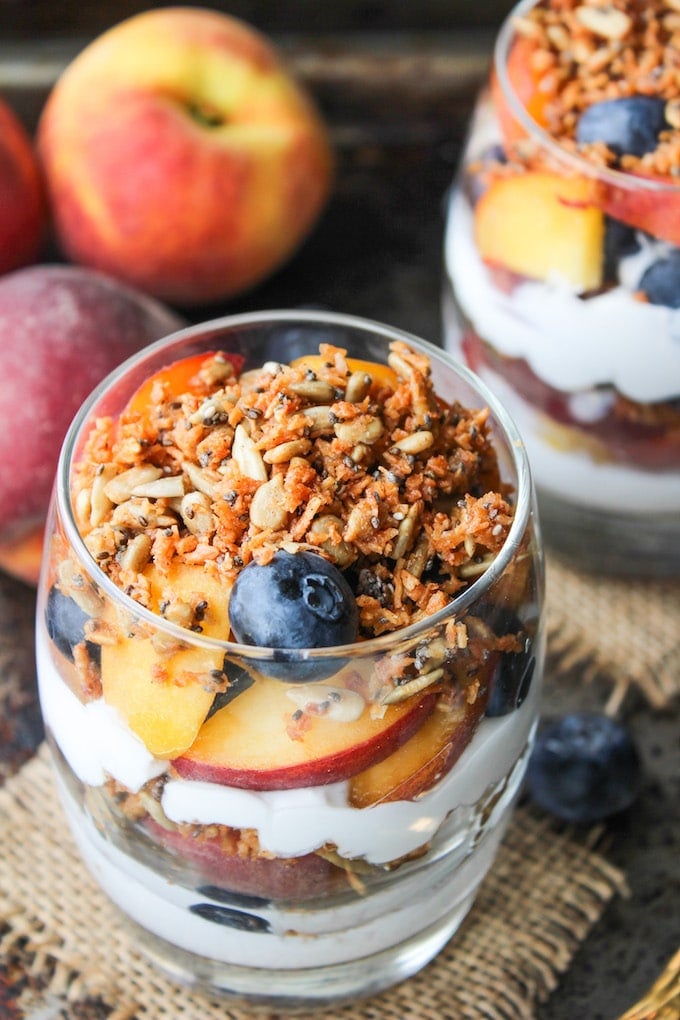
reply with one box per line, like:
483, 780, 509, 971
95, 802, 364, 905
510, 0, 680, 176
71, 342, 514, 641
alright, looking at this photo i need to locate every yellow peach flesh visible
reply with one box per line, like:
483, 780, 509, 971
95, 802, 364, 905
101, 561, 231, 758
475, 172, 604, 292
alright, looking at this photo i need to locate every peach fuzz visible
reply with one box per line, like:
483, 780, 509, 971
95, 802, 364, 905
0, 97, 47, 275
37, 7, 333, 306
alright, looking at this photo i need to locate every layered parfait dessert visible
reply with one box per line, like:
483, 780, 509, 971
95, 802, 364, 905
444, 0, 680, 573
36, 314, 543, 1005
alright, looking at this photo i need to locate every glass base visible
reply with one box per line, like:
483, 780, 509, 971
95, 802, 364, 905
59, 763, 511, 1010
128, 896, 476, 1012
538, 488, 680, 578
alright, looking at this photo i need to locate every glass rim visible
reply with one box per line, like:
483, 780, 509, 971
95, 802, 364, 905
494, 0, 680, 195
55, 307, 537, 666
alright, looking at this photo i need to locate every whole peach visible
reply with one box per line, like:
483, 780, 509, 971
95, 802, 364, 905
0, 264, 184, 585
0, 97, 47, 275
37, 7, 333, 306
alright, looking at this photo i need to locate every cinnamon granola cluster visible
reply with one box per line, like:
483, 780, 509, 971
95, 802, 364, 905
71, 341, 514, 640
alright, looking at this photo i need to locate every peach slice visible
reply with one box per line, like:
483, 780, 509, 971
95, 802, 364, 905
145, 817, 350, 901
291, 354, 399, 392
475, 172, 604, 292
348, 686, 487, 807
121, 350, 245, 429
173, 676, 436, 790
492, 35, 550, 147
101, 560, 232, 758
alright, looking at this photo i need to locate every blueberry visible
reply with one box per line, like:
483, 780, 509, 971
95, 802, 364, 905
45, 585, 101, 666
189, 902, 271, 932
603, 217, 641, 282
464, 144, 507, 205
638, 250, 680, 309
206, 662, 254, 718
228, 550, 359, 682
486, 650, 535, 717
197, 884, 270, 909
576, 96, 668, 158
526, 713, 642, 824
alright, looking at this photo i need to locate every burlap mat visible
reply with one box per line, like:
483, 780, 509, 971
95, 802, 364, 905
0, 745, 626, 1020
546, 553, 680, 711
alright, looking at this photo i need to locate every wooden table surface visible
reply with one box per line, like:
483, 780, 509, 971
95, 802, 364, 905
0, 9, 678, 1018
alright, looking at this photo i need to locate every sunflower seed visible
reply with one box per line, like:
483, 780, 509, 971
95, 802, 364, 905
302, 405, 335, 435
309, 514, 356, 567
183, 460, 221, 497
249, 473, 289, 530
344, 370, 372, 403
391, 430, 434, 455
263, 438, 312, 464
90, 464, 118, 525
232, 423, 267, 481
180, 491, 215, 537
380, 668, 444, 704
289, 379, 336, 402
103, 465, 163, 504
391, 505, 419, 560
575, 4, 632, 40
131, 475, 185, 499
119, 532, 152, 573
334, 416, 383, 445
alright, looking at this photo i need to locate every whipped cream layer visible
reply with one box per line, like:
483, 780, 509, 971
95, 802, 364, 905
37, 623, 538, 867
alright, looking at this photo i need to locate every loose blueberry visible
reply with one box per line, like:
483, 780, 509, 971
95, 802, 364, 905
45, 585, 101, 666
638, 250, 680, 309
576, 96, 668, 158
603, 217, 641, 283
228, 550, 359, 682
526, 713, 642, 824
189, 903, 271, 932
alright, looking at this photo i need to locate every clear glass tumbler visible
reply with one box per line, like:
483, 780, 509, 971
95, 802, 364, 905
444, 0, 680, 576
36, 310, 544, 1010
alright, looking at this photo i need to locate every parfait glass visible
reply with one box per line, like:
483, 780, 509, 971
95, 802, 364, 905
36, 310, 544, 1009
444, 0, 680, 576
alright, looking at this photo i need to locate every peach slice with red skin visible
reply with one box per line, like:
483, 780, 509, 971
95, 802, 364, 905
349, 684, 487, 807
173, 675, 437, 790
474, 171, 604, 292
145, 817, 351, 900
101, 560, 232, 758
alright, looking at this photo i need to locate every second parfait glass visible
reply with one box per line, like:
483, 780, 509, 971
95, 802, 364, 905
444, 0, 680, 576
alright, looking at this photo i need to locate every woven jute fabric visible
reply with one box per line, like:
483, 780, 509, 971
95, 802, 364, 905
545, 553, 680, 710
0, 746, 626, 1020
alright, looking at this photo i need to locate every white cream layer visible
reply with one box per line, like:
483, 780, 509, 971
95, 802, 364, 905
460, 357, 680, 512
37, 624, 538, 866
